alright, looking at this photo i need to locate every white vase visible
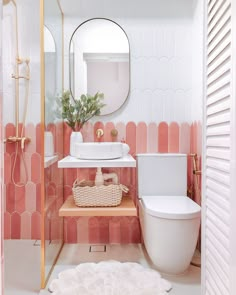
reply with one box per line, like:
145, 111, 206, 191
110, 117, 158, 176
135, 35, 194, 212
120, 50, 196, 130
70, 131, 83, 157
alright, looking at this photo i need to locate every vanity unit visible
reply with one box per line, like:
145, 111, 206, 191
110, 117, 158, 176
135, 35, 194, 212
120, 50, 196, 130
58, 154, 137, 217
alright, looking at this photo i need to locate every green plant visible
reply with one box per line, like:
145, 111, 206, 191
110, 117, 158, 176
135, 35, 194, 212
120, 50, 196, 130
59, 90, 105, 131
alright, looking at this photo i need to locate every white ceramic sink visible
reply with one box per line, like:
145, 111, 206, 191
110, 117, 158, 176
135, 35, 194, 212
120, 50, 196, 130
75, 142, 128, 160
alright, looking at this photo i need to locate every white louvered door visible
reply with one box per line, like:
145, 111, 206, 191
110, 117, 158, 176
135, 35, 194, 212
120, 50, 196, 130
203, 0, 236, 294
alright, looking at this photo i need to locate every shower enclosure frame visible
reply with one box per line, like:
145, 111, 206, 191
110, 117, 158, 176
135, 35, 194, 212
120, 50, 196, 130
40, 0, 64, 289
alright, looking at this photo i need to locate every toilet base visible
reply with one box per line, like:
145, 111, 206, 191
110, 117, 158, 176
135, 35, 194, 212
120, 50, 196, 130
139, 201, 201, 275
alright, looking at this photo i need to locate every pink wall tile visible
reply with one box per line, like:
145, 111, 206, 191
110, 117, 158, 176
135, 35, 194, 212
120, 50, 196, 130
64, 123, 71, 156
126, 122, 136, 156
36, 183, 41, 213
21, 212, 31, 239
4, 152, 11, 184
81, 122, 94, 142
98, 217, 109, 243
11, 212, 21, 239
76, 217, 89, 243
115, 122, 126, 142
130, 218, 141, 243
15, 185, 26, 214
6, 183, 15, 213
56, 121, 64, 155
169, 122, 179, 153
136, 122, 147, 153
31, 212, 41, 240
66, 218, 77, 243
179, 123, 190, 153
31, 153, 41, 184
23, 152, 32, 183
2, 120, 201, 243
64, 168, 77, 186
11, 152, 20, 184
94, 122, 104, 142
88, 217, 100, 243
158, 122, 168, 152
25, 182, 36, 212
64, 185, 73, 200
147, 122, 158, 152
120, 167, 131, 189
25, 123, 36, 153
109, 218, 121, 244
3, 122, 63, 242
4, 212, 11, 239
120, 217, 131, 243
104, 122, 115, 142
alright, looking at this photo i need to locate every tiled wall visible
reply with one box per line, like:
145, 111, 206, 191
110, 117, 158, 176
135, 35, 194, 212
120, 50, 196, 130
63, 120, 202, 243
62, 2, 203, 244
2, 0, 41, 240
3, 123, 41, 239
45, 122, 64, 242
64, 15, 195, 124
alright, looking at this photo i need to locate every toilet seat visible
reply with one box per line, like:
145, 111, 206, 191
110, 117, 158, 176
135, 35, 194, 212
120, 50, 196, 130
139, 195, 201, 219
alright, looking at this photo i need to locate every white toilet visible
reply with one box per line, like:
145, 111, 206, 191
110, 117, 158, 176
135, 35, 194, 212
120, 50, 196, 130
137, 153, 201, 275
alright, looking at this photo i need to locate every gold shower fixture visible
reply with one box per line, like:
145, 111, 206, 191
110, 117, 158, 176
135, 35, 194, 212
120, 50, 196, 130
4, 136, 31, 150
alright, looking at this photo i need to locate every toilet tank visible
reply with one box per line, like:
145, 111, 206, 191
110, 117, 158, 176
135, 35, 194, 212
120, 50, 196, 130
137, 153, 187, 196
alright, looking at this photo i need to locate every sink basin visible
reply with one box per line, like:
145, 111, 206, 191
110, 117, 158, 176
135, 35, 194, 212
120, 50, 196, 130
75, 142, 124, 160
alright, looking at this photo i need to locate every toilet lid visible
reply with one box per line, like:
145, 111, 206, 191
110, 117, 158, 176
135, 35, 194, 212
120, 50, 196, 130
139, 195, 201, 219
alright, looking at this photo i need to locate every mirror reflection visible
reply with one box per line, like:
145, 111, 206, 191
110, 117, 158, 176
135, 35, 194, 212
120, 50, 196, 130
69, 18, 130, 115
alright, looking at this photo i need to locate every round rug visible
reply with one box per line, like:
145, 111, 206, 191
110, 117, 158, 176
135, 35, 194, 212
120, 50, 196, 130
49, 261, 172, 295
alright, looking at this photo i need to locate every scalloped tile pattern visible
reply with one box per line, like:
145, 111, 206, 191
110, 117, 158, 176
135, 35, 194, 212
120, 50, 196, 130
3, 121, 201, 242
4, 122, 63, 241
63, 120, 202, 244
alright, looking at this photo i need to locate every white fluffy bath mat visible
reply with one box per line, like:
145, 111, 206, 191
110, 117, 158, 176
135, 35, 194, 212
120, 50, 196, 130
49, 261, 172, 295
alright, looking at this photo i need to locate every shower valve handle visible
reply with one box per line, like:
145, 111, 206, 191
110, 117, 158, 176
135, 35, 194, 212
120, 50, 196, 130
4, 136, 30, 149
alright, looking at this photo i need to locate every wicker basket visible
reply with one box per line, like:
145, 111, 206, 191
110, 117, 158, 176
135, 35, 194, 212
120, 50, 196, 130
72, 179, 129, 207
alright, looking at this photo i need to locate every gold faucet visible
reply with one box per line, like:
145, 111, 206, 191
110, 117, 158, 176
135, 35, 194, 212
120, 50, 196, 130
96, 129, 104, 139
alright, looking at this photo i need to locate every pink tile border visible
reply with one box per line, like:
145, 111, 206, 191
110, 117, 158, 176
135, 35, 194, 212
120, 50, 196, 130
136, 122, 147, 153
3, 120, 201, 243
158, 122, 168, 152
147, 122, 158, 152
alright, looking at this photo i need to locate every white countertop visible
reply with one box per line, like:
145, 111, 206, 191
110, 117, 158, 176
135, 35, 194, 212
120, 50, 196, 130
58, 154, 136, 168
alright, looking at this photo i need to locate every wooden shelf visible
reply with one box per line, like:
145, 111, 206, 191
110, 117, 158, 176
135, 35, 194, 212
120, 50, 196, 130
59, 195, 137, 217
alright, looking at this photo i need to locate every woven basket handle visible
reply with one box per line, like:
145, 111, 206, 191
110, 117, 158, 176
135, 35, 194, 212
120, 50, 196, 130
119, 184, 129, 193
73, 179, 86, 188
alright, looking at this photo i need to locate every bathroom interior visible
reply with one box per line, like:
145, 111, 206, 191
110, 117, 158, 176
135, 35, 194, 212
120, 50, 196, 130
1, 0, 235, 294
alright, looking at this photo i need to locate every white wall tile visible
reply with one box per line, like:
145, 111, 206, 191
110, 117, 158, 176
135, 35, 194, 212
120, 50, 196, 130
2, 0, 40, 126
64, 10, 198, 125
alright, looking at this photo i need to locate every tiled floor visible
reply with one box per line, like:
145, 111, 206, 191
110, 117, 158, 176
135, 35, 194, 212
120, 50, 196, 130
3, 240, 201, 295
4, 240, 41, 295
42, 244, 201, 295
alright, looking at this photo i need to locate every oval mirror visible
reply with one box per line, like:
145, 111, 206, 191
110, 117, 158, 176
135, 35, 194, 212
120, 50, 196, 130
69, 18, 130, 116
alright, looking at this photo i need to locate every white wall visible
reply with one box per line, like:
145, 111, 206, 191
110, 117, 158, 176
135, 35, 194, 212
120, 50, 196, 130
2, 0, 41, 126
63, 0, 201, 124
191, 0, 204, 122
